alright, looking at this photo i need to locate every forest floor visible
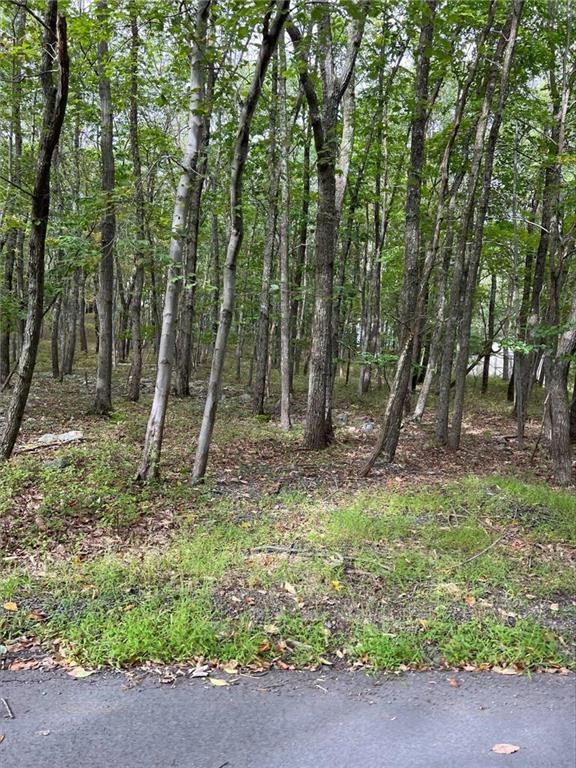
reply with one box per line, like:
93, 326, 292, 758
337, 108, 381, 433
0, 346, 574, 678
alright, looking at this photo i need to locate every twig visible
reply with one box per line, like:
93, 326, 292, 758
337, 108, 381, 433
248, 545, 344, 565
1, 698, 14, 720
457, 534, 507, 568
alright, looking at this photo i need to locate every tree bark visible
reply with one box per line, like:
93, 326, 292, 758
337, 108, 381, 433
94, 0, 116, 415
435, 9, 515, 445
449, 1, 523, 450
192, 0, 290, 483
278, 34, 291, 430
362, 0, 436, 475
0, 2, 69, 460
252, 61, 279, 415
127, 2, 147, 402
0, 4, 26, 385
137, 0, 211, 481
287, 6, 367, 449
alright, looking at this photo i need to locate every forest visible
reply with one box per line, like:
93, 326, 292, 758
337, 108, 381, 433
0, 0, 575, 683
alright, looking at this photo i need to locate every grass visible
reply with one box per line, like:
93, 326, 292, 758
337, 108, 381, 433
1, 473, 574, 671
0, 357, 573, 674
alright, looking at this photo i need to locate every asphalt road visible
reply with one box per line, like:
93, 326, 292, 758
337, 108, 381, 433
0, 669, 574, 767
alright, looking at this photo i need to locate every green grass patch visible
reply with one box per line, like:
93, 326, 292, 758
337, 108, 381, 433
1, 474, 574, 671
351, 624, 426, 670
429, 616, 566, 668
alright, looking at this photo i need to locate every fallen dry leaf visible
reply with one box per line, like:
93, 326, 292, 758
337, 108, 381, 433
492, 744, 520, 754
464, 594, 476, 606
283, 581, 297, 595
2, 602, 18, 612
67, 666, 95, 679
210, 678, 229, 687
222, 660, 239, 674
448, 677, 459, 688
9, 659, 40, 671
28, 610, 46, 622
0, 735, 5, 744
493, 666, 518, 676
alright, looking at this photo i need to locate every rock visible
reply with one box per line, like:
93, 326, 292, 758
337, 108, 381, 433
361, 419, 376, 435
37, 431, 83, 446
43, 456, 73, 471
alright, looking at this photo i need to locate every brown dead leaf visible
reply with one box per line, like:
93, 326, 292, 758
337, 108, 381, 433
2, 602, 17, 612
284, 581, 297, 595
464, 594, 476, 606
28, 610, 46, 622
210, 677, 229, 687
222, 660, 239, 674
493, 666, 518, 676
448, 677, 459, 688
67, 666, 95, 679
491, 744, 520, 754
258, 641, 271, 653
0, 735, 5, 744
9, 659, 39, 671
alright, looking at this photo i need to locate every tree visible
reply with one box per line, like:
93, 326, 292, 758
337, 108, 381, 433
192, 0, 290, 483
362, 0, 436, 475
0, 0, 69, 460
287, 4, 368, 448
93, 0, 117, 415
137, 0, 211, 481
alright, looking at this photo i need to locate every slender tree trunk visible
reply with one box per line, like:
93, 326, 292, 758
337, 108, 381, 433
137, 0, 211, 481
435, 10, 514, 445
547, 291, 576, 484
290, 118, 310, 384
79, 272, 88, 353
278, 34, 291, 429
0, 2, 69, 460
288, 9, 367, 449
0, 5, 26, 385
127, 3, 147, 401
51, 295, 62, 379
362, 0, 436, 475
449, 4, 522, 449
481, 273, 497, 394
192, 1, 290, 483
252, 64, 279, 415
175, 58, 214, 397
569, 368, 576, 443
94, 0, 116, 415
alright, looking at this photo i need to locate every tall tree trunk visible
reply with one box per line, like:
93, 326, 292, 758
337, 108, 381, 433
94, 0, 116, 415
192, 1, 290, 483
362, 0, 436, 475
435, 10, 514, 445
449, 1, 523, 450
481, 273, 497, 394
278, 34, 291, 430
0, 5, 26, 385
288, 7, 367, 449
547, 291, 576, 484
252, 61, 279, 415
127, 3, 148, 402
137, 0, 211, 481
51, 294, 62, 379
290, 118, 310, 383
0, 2, 69, 460
174, 57, 215, 397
